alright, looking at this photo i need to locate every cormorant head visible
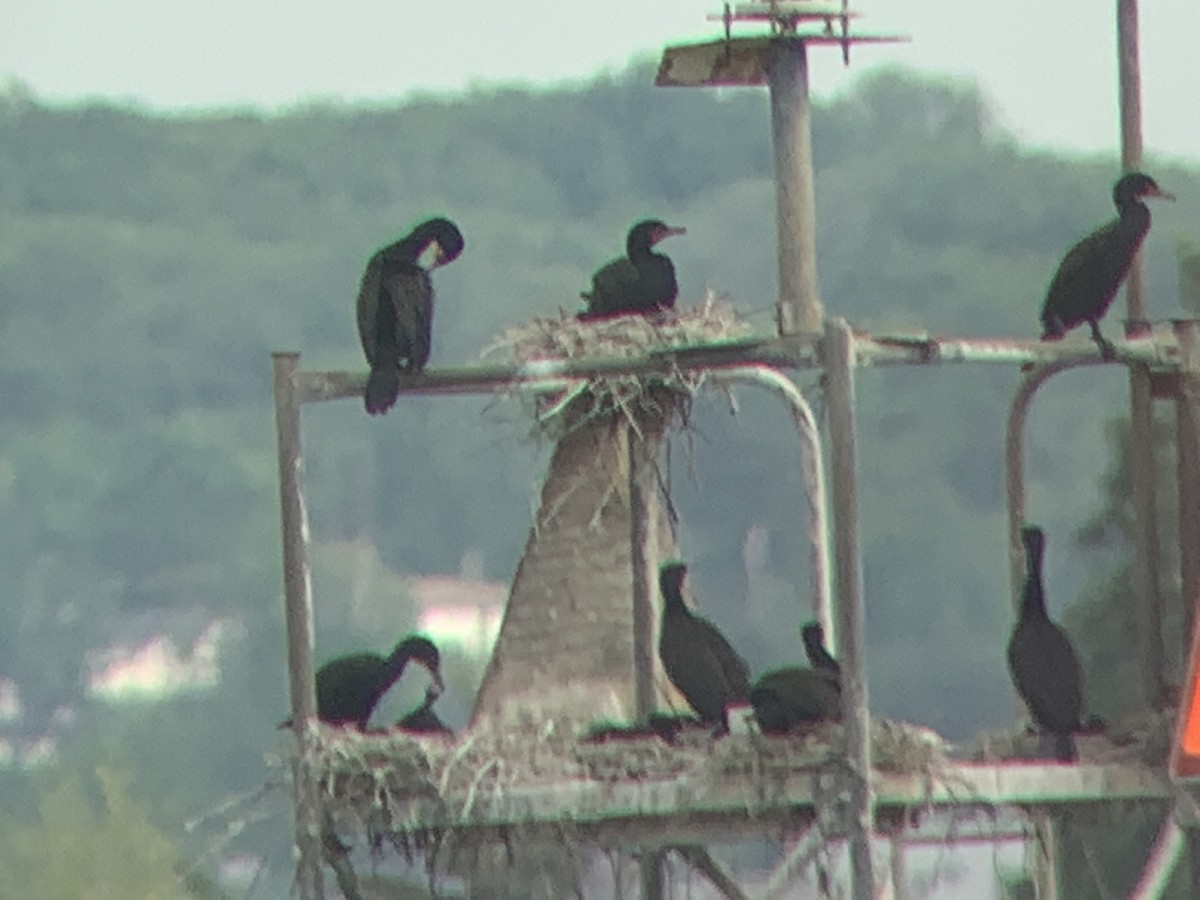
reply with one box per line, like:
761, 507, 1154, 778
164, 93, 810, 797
414, 217, 465, 269
800, 621, 824, 651
659, 561, 688, 602
1113, 172, 1175, 206
388, 634, 445, 693
627, 219, 686, 256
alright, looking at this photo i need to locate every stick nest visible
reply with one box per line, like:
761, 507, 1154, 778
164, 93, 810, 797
480, 296, 754, 438
288, 715, 953, 864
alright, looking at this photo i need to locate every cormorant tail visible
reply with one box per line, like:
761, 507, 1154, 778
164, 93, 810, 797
364, 367, 400, 415
1052, 732, 1077, 762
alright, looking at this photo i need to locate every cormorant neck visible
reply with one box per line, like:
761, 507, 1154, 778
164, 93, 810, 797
393, 232, 436, 263
661, 581, 687, 614
627, 236, 664, 263
1116, 194, 1149, 217
1020, 575, 1049, 620
807, 642, 840, 674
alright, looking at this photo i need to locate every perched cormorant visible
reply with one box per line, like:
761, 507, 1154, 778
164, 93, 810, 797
356, 217, 465, 415
657, 562, 750, 728
580, 219, 685, 319
1007, 526, 1084, 761
281, 634, 444, 730
802, 621, 841, 677
1041, 172, 1174, 359
396, 685, 453, 735
750, 621, 842, 735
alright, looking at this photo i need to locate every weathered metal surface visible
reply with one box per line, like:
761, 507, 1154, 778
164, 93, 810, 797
822, 319, 875, 899
768, 39, 823, 335
271, 352, 324, 900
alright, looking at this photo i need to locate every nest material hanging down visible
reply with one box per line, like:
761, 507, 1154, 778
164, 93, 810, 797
286, 715, 954, 868
481, 296, 755, 437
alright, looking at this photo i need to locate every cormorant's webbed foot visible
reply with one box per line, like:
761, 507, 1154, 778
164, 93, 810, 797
1089, 321, 1116, 361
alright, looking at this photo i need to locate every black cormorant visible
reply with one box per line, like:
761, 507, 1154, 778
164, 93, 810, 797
356, 217, 465, 415
281, 634, 444, 730
750, 621, 842, 735
1041, 172, 1174, 359
802, 621, 841, 677
397, 685, 453, 735
657, 562, 750, 728
580, 219, 685, 319
1007, 526, 1084, 761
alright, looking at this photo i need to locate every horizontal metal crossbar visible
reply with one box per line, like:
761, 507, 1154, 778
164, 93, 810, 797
288, 326, 1183, 405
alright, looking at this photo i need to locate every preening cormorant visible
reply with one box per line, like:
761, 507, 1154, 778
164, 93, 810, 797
580, 219, 685, 319
1041, 172, 1174, 359
1007, 526, 1084, 761
397, 685, 453, 735
750, 621, 842, 735
281, 634, 444, 730
356, 217, 465, 415
657, 562, 750, 728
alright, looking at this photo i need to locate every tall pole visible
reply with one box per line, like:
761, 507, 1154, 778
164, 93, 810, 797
768, 38, 824, 336
823, 318, 875, 898
1117, 0, 1166, 707
628, 424, 658, 722
272, 352, 324, 900
1177, 320, 1200, 659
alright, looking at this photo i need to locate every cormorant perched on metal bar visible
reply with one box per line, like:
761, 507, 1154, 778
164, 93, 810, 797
1007, 526, 1084, 761
356, 217, 465, 414
280, 634, 444, 730
397, 685, 453, 736
1041, 172, 1174, 359
580, 219, 685, 319
657, 562, 750, 728
751, 621, 842, 734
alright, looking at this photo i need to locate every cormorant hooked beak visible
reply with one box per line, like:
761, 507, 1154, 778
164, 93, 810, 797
652, 225, 687, 246
1148, 186, 1177, 201
420, 240, 449, 270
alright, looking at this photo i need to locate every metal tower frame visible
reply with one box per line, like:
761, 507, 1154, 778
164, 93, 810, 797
268, 2, 1198, 897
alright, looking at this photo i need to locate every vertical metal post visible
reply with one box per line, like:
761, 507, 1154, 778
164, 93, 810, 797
640, 849, 666, 900
1176, 321, 1200, 659
1032, 812, 1060, 900
889, 832, 909, 900
1116, 0, 1166, 707
272, 352, 324, 900
1117, 0, 1146, 327
628, 424, 658, 722
823, 318, 875, 898
1129, 817, 1184, 899
768, 38, 823, 336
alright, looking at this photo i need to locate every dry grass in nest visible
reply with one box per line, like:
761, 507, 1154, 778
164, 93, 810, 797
480, 295, 755, 438
294, 715, 953, 848
961, 707, 1174, 766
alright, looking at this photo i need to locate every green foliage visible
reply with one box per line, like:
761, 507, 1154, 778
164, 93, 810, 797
1180, 238, 1200, 313
0, 64, 1196, 895
0, 765, 189, 899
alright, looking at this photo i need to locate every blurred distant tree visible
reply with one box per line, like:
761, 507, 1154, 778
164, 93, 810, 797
1180, 238, 1200, 312
0, 765, 193, 899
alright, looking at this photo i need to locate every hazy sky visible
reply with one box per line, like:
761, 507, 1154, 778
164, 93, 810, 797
4, 0, 1197, 162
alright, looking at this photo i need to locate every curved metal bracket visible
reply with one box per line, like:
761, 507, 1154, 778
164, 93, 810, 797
709, 364, 832, 642
1005, 358, 1117, 612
